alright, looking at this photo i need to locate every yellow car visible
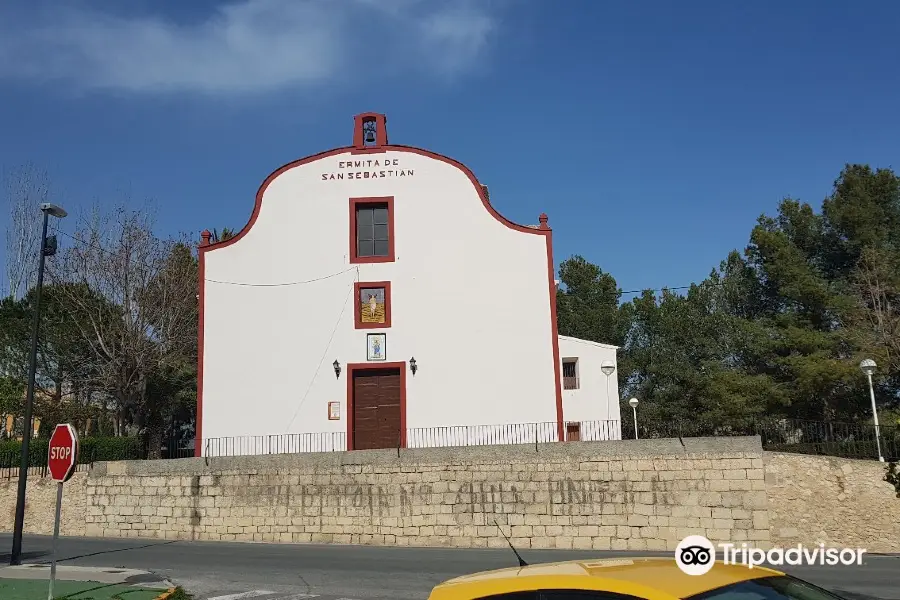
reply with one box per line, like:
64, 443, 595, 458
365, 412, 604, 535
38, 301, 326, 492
427, 557, 846, 600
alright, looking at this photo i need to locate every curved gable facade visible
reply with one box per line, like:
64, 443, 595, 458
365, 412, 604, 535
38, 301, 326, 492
197, 113, 564, 455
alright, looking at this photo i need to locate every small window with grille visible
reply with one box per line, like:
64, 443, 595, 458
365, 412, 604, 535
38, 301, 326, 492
562, 358, 579, 390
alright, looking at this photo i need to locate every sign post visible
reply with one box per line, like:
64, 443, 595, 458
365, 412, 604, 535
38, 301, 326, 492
46, 423, 79, 600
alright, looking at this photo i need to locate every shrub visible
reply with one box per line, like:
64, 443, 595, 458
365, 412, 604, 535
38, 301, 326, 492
0, 436, 145, 466
885, 462, 900, 498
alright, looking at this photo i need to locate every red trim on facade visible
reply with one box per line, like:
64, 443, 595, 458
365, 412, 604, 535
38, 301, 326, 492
546, 228, 565, 441
349, 196, 396, 264
345, 361, 407, 451
196, 249, 206, 456
352, 113, 388, 149
196, 137, 564, 446
354, 281, 392, 329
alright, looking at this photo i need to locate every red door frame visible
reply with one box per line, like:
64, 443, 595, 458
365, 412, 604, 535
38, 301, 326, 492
346, 361, 407, 451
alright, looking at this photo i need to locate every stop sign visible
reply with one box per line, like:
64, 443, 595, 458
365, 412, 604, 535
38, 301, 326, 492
47, 423, 79, 483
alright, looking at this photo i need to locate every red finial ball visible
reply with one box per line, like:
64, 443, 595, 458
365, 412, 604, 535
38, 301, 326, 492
200, 230, 212, 246
538, 213, 549, 229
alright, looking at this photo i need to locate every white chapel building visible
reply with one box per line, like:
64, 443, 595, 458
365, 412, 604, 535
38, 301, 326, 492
196, 113, 620, 457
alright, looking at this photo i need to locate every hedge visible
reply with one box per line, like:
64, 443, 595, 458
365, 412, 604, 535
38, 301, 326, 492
765, 439, 900, 461
0, 436, 145, 467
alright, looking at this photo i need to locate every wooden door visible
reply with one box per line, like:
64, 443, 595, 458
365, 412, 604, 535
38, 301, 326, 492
566, 422, 581, 441
352, 368, 402, 450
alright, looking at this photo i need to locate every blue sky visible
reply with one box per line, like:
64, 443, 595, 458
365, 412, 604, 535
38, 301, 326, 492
1, 0, 898, 299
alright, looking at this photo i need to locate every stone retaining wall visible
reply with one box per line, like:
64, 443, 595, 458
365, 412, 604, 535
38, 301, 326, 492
764, 452, 899, 552
0, 472, 88, 537
1, 438, 896, 552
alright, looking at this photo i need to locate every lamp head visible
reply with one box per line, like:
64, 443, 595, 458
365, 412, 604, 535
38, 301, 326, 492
628, 398, 639, 408
40, 203, 67, 218
860, 358, 876, 376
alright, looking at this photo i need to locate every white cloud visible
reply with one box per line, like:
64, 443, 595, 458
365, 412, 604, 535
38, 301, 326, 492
0, 0, 499, 94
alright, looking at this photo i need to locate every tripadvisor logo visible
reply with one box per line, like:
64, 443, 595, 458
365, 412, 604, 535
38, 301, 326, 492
675, 536, 867, 575
676, 535, 716, 576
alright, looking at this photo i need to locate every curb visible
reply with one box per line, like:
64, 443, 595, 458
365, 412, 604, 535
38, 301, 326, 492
153, 588, 177, 600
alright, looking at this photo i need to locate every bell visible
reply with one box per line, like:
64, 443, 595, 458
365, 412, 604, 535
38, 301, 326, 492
365, 130, 376, 143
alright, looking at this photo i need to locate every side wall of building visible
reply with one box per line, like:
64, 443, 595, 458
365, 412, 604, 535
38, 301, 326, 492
558, 336, 620, 439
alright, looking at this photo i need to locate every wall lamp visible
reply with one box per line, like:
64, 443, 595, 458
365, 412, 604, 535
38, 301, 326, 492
409, 357, 417, 375
333, 360, 341, 379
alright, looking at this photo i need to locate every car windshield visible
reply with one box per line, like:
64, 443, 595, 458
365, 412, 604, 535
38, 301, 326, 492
686, 576, 847, 600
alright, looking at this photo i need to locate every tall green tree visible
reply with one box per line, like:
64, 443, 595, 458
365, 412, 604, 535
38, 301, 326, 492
139, 241, 198, 455
0, 376, 24, 425
48, 202, 199, 446
560, 164, 900, 428
823, 166, 900, 388
556, 255, 624, 345
618, 267, 775, 426
741, 198, 861, 421
0, 283, 104, 435
211, 228, 238, 242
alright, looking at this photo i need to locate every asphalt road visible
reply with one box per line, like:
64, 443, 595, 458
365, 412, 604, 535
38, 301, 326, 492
0, 535, 896, 600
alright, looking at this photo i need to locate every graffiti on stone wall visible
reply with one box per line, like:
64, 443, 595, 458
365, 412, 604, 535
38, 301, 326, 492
454, 482, 518, 514
232, 476, 661, 518
247, 483, 437, 517
451, 479, 640, 515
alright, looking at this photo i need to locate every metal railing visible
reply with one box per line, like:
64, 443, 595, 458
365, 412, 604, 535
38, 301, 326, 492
204, 431, 346, 457
757, 419, 899, 461
618, 417, 900, 461
0, 449, 94, 480
2, 418, 896, 472
202, 418, 898, 461
202, 420, 625, 457
0, 434, 194, 479
407, 421, 562, 448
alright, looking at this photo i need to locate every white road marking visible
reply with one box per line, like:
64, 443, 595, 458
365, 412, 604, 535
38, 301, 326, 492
207, 592, 276, 600
277, 595, 321, 600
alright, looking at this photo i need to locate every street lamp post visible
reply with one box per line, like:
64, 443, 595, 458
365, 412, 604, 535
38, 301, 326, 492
859, 359, 884, 462
10, 203, 66, 566
628, 398, 639, 440
600, 360, 616, 438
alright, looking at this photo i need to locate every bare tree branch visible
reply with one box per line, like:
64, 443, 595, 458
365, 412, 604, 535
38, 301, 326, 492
47, 199, 198, 440
851, 246, 900, 374
3, 163, 50, 299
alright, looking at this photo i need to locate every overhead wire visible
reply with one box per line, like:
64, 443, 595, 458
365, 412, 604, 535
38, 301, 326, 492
52, 225, 726, 293
284, 266, 359, 431
50, 226, 359, 287
618, 281, 727, 296
52, 225, 362, 433
204, 267, 358, 287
